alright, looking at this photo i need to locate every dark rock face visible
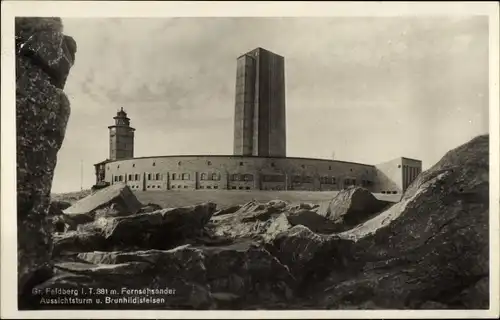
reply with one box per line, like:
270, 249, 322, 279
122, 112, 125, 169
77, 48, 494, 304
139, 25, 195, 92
34, 242, 294, 309
265, 225, 350, 288
309, 135, 490, 309
48, 200, 72, 216
316, 187, 390, 227
16, 17, 76, 307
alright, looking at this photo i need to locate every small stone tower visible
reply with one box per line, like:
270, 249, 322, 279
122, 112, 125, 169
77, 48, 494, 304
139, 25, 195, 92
108, 107, 135, 160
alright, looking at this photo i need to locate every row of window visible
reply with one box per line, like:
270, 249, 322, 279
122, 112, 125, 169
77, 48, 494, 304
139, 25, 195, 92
230, 174, 254, 181
381, 191, 399, 194
110, 163, 367, 173
113, 173, 373, 186
200, 173, 221, 181
171, 173, 191, 181
127, 184, 378, 191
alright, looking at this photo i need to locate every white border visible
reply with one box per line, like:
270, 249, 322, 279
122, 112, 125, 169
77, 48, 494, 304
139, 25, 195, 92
1, 1, 499, 319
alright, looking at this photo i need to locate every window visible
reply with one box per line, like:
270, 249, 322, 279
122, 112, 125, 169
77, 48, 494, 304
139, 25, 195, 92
207, 186, 212, 189
382, 191, 386, 194
135, 174, 140, 180
182, 173, 190, 180
301, 165, 305, 169
152, 185, 156, 188
243, 174, 253, 181
246, 187, 250, 190
178, 161, 182, 166
231, 174, 240, 181
107, 166, 110, 170
212, 173, 220, 181
128, 174, 133, 181
201, 173, 207, 180
214, 186, 218, 189
132, 164, 135, 168
271, 162, 275, 167
148, 173, 152, 180
147, 186, 150, 188
350, 168, 353, 172
157, 185, 161, 189
231, 186, 236, 190
207, 161, 212, 165
329, 166, 332, 170
398, 165, 401, 168
184, 186, 188, 189
239, 186, 244, 190
172, 185, 176, 189
153, 162, 156, 167
303, 176, 313, 183
117, 165, 120, 169
119, 175, 123, 182
200, 186, 204, 189
332, 177, 336, 184
239, 162, 244, 166
155, 173, 160, 180
114, 176, 118, 182
172, 173, 177, 180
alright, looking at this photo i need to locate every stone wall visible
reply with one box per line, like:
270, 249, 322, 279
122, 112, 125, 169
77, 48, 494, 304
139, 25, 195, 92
101, 155, 380, 192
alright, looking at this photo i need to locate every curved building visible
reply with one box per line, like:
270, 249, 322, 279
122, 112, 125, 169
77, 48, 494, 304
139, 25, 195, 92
94, 48, 422, 195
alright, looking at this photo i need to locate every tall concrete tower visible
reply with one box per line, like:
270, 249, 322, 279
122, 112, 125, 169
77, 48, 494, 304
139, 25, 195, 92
108, 108, 135, 160
233, 47, 286, 157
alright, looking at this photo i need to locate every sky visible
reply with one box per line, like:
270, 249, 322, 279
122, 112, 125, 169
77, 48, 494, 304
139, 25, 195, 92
52, 16, 489, 193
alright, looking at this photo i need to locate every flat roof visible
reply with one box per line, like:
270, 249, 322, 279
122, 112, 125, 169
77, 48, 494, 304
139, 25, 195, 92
401, 157, 422, 162
98, 154, 376, 168
237, 47, 285, 59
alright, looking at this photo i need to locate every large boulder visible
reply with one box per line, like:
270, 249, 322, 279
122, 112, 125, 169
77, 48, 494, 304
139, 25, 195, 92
52, 202, 217, 254
316, 187, 390, 226
102, 202, 216, 249
63, 183, 142, 219
16, 17, 76, 307
210, 200, 293, 240
307, 135, 489, 309
265, 225, 350, 288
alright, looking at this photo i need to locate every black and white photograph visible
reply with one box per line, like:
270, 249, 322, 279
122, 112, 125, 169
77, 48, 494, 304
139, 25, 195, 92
1, 1, 499, 319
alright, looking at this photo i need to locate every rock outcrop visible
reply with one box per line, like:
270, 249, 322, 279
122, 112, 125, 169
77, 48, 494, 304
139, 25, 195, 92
308, 135, 490, 309
35, 242, 295, 309
52, 202, 218, 255
16, 17, 76, 308
316, 187, 390, 227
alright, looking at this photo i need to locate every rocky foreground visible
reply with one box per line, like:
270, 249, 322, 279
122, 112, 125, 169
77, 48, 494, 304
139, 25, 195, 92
22, 135, 489, 310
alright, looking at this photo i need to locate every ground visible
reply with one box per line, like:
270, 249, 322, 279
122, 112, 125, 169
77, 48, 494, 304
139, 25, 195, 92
52, 189, 401, 208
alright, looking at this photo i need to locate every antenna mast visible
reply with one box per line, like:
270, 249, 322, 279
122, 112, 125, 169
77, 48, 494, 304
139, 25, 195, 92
80, 159, 83, 191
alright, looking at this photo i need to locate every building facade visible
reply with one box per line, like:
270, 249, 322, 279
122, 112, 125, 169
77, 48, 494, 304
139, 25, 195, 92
233, 48, 286, 157
94, 47, 422, 194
